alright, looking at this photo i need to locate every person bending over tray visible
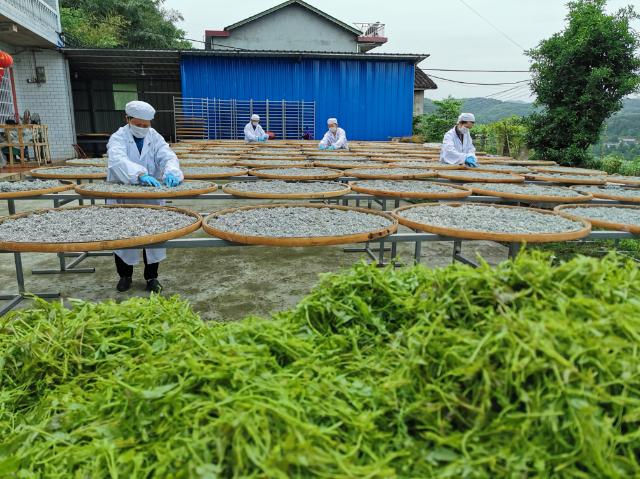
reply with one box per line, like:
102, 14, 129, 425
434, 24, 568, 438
319, 117, 348, 150
244, 114, 268, 143
440, 113, 478, 167
107, 100, 184, 294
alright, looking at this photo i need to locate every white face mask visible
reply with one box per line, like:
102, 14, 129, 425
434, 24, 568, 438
459, 126, 469, 135
329, 126, 337, 133
251, 121, 259, 126
129, 123, 149, 138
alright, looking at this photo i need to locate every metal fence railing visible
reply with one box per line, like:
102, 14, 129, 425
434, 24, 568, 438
173, 97, 316, 141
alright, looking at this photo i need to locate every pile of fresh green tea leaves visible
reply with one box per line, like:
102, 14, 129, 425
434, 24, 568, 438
1, 252, 639, 478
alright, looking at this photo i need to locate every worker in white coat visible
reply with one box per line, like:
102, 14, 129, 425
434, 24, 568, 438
319, 118, 348, 150
107, 100, 184, 294
244, 114, 268, 143
440, 113, 478, 167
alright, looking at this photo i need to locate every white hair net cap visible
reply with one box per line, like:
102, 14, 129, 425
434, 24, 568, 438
458, 113, 476, 123
125, 101, 155, 121
327, 117, 338, 126
251, 114, 260, 121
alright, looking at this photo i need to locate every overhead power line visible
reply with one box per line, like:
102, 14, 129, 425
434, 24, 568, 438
423, 72, 530, 86
457, 0, 526, 51
421, 68, 530, 73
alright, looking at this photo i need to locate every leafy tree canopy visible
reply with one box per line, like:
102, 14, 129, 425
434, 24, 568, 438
526, 0, 640, 166
414, 97, 462, 143
61, 0, 191, 49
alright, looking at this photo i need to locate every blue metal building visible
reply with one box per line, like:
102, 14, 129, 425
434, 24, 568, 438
180, 51, 427, 141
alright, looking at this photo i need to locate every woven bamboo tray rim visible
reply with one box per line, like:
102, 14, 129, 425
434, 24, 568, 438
65, 159, 107, 167
569, 186, 640, 203
347, 169, 438, 180
0, 180, 75, 199
203, 203, 398, 247
392, 202, 591, 243
554, 204, 640, 234
377, 157, 437, 162
470, 184, 593, 203
0, 204, 202, 253
180, 160, 237, 166
235, 160, 311, 167
222, 183, 351, 199
248, 167, 343, 180
243, 155, 308, 161
312, 160, 387, 168
473, 166, 533, 174
183, 168, 248, 179
526, 174, 607, 185
606, 176, 640, 186
437, 171, 525, 183
74, 181, 219, 199
348, 181, 471, 199
30, 167, 107, 179
531, 166, 608, 176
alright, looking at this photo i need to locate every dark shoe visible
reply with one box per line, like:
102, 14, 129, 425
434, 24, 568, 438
117, 277, 132, 292
146, 279, 163, 294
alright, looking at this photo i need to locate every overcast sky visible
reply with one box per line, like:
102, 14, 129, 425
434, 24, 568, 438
165, 0, 639, 101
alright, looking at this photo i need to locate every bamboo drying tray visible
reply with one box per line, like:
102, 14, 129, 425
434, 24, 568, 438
531, 166, 608, 176
437, 171, 525, 183
526, 174, 607, 185
606, 176, 640, 186
469, 184, 593, 203
203, 203, 398, 247
30, 167, 107, 179
179, 159, 237, 167
347, 168, 437, 180
74, 181, 219, 199
182, 167, 248, 179
348, 181, 471, 199
570, 185, 640, 203
393, 202, 591, 243
312, 160, 386, 168
66, 158, 107, 167
248, 167, 343, 181
554, 204, 640, 234
235, 159, 311, 167
0, 204, 202, 253
0, 180, 75, 199
222, 182, 351, 199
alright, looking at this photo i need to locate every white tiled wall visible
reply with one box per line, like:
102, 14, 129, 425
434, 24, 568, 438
0, 41, 75, 160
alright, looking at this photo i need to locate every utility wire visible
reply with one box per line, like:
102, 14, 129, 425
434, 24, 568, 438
422, 68, 530, 73
457, 0, 526, 51
484, 84, 526, 99
424, 72, 530, 86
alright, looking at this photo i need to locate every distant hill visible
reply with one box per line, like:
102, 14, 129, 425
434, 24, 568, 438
423, 97, 640, 140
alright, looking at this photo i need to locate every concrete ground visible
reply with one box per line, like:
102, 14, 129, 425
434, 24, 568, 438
0, 193, 509, 321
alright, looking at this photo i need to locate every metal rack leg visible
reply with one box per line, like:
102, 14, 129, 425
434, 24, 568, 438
453, 240, 479, 268
0, 251, 61, 316
508, 242, 522, 259
414, 240, 422, 264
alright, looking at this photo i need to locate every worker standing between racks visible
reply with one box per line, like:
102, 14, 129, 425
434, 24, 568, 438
319, 118, 348, 150
440, 113, 478, 167
107, 100, 184, 294
244, 114, 269, 143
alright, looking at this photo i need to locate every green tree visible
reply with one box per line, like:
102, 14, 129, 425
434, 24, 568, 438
526, 0, 640, 166
61, 0, 190, 49
414, 97, 462, 143
473, 116, 528, 158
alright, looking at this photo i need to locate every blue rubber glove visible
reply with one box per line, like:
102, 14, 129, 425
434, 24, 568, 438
327, 145, 336, 151
319, 144, 327, 150
164, 173, 181, 188
139, 174, 161, 187
464, 156, 478, 168
257, 137, 264, 142
262, 135, 269, 141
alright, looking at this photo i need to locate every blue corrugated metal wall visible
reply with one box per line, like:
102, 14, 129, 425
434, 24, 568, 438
180, 55, 415, 141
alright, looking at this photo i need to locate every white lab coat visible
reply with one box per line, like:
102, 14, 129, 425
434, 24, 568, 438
107, 125, 183, 266
244, 122, 267, 142
440, 127, 476, 165
319, 128, 348, 150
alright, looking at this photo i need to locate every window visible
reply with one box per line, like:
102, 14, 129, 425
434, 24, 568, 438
113, 83, 138, 110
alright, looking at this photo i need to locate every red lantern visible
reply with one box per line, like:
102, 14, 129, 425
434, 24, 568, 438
0, 51, 13, 83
